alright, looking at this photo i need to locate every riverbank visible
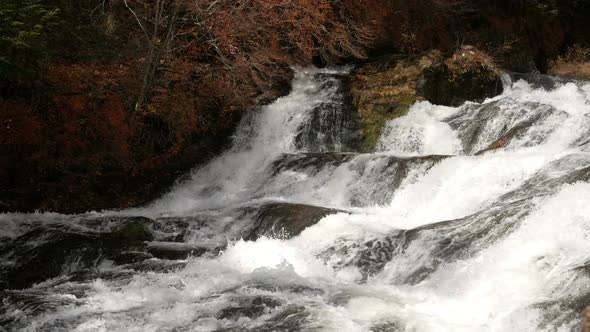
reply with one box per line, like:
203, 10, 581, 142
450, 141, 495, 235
1, 0, 589, 213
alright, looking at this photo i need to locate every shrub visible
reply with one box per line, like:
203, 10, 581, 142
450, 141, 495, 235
0, 0, 61, 81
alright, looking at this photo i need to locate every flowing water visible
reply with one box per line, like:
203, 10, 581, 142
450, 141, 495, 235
2, 68, 590, 331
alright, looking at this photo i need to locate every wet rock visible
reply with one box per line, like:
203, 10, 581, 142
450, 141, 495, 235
0, 289, 82, 327
444, 100, 565, 154
271, 153, 356, 176
529, 288, 590, 330
418, 46, 503, 107
350, 46, 503, 150
295, 73, 361, 152
112, 251, 154, 265
107, 217, 154, 246
0, 270, 127, 330
473, 119, 544, 156
145, 242, 209, 260
345, 155, 448, 206
396, 154, 590, 284
321, 154, 590, 283
128, 259, 187, 273
245, 202, 347, 240
66, 269, 136, 284
149, 217, 193, 242
371, 320, 404, 332
510, 72, 570, 90
243, 280, 324, 297
256, 305, 310, 332
351, 53, 434, 150
320, 233, 402, 282
0, 217, 155, 290
1, 230, 102, 290
214, 305, 309, 332
270, 153, 447, 207
215, 296, 282, 321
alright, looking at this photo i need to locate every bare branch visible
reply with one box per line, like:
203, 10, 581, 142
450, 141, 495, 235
123, 0, 152, 45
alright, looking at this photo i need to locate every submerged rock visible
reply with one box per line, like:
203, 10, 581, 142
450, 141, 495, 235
214, 305, 310, 332
215, 296, 282, 321
1, 230, 102, 290
319, 153, 590, 283
371, 320, 404, 332
108, 217, 154, 245
270, 153, 357, 176
145, 242, 209, 260
0, 217, 155, 290
444, 100, 565, 155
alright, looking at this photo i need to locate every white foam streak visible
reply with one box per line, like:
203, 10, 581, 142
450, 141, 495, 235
383, 150, 555, 228
377, 101, 462, 156
378, 182, 590, 331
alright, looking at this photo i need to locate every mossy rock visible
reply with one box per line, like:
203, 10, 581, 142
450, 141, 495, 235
418, 63, 503, 107
350, 53, 432, 151
351, 51, 434, 152
359, 95, 416, 151
109, 217, 154, 245
351, 47, 504, 151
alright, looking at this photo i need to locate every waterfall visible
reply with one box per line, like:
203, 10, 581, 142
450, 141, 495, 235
2, 68, 590, 331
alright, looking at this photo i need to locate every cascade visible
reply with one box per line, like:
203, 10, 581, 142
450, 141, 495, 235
2, 68, 590, 331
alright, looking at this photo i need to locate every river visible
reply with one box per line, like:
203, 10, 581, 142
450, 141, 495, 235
2, 68, 590, 331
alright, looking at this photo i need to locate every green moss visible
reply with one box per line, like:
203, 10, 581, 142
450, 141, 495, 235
360, 95, 415, 151
350, 54, 427, 152
361, 117, 386, 151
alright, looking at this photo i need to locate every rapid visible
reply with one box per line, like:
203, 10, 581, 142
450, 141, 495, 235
2, 67, 590, 331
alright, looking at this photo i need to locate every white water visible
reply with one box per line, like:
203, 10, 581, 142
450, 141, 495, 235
2, 69, 590, 331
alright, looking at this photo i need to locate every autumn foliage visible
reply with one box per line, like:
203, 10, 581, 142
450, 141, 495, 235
3, 0, 588, 212
0, 0, 386, 212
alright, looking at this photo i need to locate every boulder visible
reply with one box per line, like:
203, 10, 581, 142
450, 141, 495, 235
417, 46, 504, 107
245, 202, 347, 240
351, 46, 503, 150
107, 217, 154, 247
350, 52, 437, 150
145, 242, 209, 260
215, 296, 282, 321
